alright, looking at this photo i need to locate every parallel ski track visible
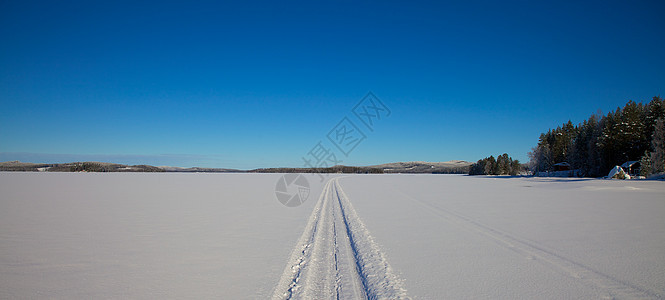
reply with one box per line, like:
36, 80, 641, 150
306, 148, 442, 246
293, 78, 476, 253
273, 177, 408, 300
394, 188, 662, 300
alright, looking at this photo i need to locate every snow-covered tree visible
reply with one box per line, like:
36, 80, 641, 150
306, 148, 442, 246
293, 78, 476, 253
650, 117, 665, 174
530, 96, 663, 177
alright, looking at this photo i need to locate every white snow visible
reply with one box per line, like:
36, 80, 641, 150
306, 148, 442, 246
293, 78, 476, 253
0, 172, 324, 299
1, 172, 664, 299
608, 165, 630, 179
338, 175, 665, 299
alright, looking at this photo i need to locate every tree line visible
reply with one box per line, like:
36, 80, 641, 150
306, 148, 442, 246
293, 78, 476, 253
0, 161, 165, 172
251, 166, 384, 174
469, 153, 521, 175
528, 96, 665, 177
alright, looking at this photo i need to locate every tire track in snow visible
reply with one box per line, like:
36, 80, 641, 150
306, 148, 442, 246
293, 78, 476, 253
273, 177, 408, 300
394, 188, 661, 300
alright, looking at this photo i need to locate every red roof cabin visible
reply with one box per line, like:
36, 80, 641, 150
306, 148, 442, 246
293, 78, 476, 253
553, 162, 571, 171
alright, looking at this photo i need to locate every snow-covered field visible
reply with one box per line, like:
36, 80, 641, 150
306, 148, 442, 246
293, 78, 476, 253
1, 172, 664, 299
339, 175, 665, 299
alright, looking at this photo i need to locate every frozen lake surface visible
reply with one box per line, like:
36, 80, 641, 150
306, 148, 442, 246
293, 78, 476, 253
1, 173, 664, 299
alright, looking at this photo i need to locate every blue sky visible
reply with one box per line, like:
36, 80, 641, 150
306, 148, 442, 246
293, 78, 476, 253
1, 1, 664, 169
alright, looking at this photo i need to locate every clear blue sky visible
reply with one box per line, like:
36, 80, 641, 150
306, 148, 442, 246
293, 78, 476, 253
1, 1, 664, 169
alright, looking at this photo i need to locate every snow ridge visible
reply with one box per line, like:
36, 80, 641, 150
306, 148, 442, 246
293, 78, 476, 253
272, 179, 330, 299
273, 177, 408, 300
333, 178, 408, 299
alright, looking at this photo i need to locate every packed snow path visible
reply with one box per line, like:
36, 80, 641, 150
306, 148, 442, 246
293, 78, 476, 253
273, 177, 408, 300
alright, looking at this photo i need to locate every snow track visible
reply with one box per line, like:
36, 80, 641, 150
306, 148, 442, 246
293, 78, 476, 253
395, 189, 662, 300
273, 177, 408, 300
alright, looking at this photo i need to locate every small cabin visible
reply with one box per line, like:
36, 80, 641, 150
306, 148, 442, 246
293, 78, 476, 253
552, 162, 571, 171
621, 161, 641, 176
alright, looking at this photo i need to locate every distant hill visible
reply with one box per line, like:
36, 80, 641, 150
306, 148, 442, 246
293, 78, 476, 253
158, 166, 243, 173
368, 160, 473, 173
0, 161, 164, 172
249, 165, 383, 174
1, 160, 472, 174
